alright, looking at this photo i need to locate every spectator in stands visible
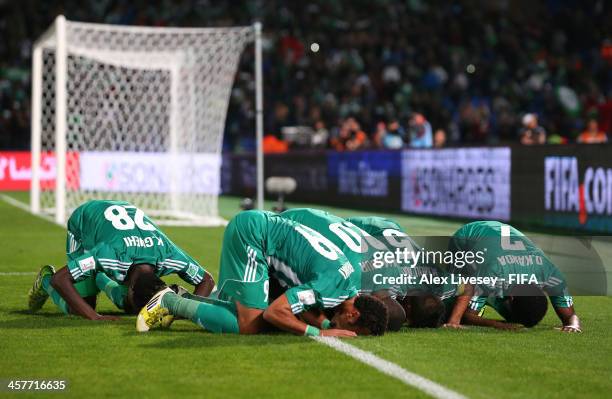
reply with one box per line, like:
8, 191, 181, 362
344, 117, 368, 151
577, 119, 608, 144
379, 119, 405, 150
433, 129, 446, 148
331, 117, 368, 151
330, 124, 349, 152
311, 120, 329, 148
372, 122, 387, 149
456, 97, 493, 143
408, 113, 433, 148
263, 134, 289, 153
519, 114, 547, 145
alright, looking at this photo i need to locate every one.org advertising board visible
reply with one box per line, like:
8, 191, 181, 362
80, 151, 221, 194
401, 147, 511, 220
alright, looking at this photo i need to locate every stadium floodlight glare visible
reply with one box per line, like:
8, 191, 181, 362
30, 15, 264, 226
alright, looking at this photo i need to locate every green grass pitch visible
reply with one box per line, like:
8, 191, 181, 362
0, 193, 611, 398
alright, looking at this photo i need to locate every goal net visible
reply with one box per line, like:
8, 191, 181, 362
31, 16, 258, 226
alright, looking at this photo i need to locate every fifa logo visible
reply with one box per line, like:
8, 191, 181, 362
544, 156, 612, 224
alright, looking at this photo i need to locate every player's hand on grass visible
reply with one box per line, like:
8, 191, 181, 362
93, 314, 121, 321
555, 314, 582, 333
443, 323, 467, 329
556, 325, 582, 333
320, 329, 357, 338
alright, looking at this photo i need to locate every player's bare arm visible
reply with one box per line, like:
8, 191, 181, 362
299, 309, 331, 329
50, 267, 119, 321
445, 284, 473, 328
554, 305, 582, 333
193, 271, 215, 297
462, 309, 521, 330
263, 294, 356, 337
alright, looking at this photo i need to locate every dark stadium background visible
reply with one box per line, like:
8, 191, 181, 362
1, 0, 611, 150
1, 0, 611, 233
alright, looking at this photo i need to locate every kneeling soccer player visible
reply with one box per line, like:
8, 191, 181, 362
347, 215, 462, 329
27, 200, 214, 320
281, 208, 406, 331
136, 210, 388, 336
448, 221, 581, 332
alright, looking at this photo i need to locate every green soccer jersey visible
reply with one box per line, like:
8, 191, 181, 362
347, 216, 459, 301
346, 216, 413, 295
216, 210, 358, 314
280, 208, 368, 290
448, 221, 573, 312
65, 200, 206, 285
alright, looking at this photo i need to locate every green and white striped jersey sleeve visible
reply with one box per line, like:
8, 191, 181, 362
285, 284, 351, 314
468, 295, 487, 314
541, 264, 573, 308
285, 269, 358, 314
66, 252, 98, 282
549, 294, 573, 308
157, 256, 206, 286
65, 205, 85, 258
66, 230, 83, 259
66, 244, 132, 283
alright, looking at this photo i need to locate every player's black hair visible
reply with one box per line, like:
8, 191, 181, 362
405, 291, 445, 328
504, 285, 548, 328
380, 296, 406, 332
131, 272, 168, 311
354, 295, 389, 336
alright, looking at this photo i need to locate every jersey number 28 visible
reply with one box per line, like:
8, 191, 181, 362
104, 205, 156, 231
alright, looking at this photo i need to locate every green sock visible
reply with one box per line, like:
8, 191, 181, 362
95, 273, 125, 309
42, 275, 52, 291
42, 275, 69, 314
162, 292, 239, 334
180, 292, 212, 303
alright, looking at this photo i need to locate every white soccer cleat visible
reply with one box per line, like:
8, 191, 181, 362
136, 287, 175, 332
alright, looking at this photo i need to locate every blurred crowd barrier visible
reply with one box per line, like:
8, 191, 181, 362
3, 145, 612, 233
222, 144, 612, 233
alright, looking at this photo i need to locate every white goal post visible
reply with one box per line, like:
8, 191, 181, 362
31, 15, 264, 226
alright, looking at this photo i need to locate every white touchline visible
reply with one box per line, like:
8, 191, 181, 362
313, 337, 468, 399
0, 194, 31, 212
0, 194, 58, 224
0, 272, 37, 276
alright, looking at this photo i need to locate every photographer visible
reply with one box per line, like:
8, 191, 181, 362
519, 113, 547, 145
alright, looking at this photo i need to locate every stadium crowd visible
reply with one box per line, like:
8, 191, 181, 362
0, 0, 611, 151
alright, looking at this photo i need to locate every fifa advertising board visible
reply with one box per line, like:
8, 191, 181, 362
513, 145, 612, 233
